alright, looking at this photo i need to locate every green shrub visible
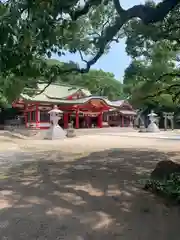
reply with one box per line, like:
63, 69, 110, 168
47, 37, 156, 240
144, 173, 180, 203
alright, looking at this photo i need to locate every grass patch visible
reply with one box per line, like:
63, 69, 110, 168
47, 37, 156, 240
144, 173, 180, 204
0, 173, 9, 179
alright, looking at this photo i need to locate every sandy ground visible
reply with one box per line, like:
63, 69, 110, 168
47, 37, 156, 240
2, 132, 180, 151
0, 133, 180, 239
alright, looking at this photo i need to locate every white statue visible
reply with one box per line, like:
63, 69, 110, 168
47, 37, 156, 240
44, 105, 66, 140
147, 110, 160, 132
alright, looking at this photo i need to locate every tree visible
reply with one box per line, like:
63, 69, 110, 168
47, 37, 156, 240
0, 0, 179, 103
123, 1, 180, 98
0, 0, 179, 77
66, 69, 124, 100
123, 40, 178, 111
124, 2, 180, 58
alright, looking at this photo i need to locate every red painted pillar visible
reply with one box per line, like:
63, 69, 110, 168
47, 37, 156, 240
36, 103, 39, 129
75, 109, 79, 129
98, 112, 103, 128
24, 104, 28, 128
63, 112, 68, 129
89, 116, 92, 128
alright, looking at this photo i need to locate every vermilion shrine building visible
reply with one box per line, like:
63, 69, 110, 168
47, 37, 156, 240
12, 83, 136, 129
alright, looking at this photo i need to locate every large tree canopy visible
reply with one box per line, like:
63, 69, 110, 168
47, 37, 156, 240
0, 0, 179, 76
62, 69, 124, 100
124, 1, 180, 56
123, 14, 180, 111
124, 1, 180, 86
0, 0, 179, 103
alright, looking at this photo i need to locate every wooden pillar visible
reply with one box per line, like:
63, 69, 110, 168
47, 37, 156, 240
29, 110, 32, 125
75, 109, 79, 129
63, 112, 68, 129
121, 115, 124, 127
89, 115, 92, 128
106, 112, 109, 122
98, 112, 103, 128
35, 103, 39, 129
24, 104, 28, 128
128, 116, 131, 127
86, 115, 90, 128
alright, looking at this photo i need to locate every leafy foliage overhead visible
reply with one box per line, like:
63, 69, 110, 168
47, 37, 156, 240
122, 1, 180, 110
0, 0, 179, 77
0, 0, 179, 104
124, 3, 180, 57
123, 39, 178, 110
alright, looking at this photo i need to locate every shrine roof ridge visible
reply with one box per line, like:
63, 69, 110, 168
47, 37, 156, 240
20, 94, 116, 106
21, 83, 91, 100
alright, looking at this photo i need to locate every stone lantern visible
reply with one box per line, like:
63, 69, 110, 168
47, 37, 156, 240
44, 105, 66, 140
147, 110, 160, 132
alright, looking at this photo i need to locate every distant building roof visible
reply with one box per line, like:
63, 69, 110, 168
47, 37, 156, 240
110, 100, 125, 107
21, 83, 91, 102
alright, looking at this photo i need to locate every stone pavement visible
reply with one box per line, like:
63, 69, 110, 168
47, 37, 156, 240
76, 127, 136, 136
2, 127, 180, 141
97, 130, 180, 140
76, 127, 180, 140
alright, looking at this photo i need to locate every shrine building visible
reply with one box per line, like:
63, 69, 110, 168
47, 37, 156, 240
12, 83, 136, 129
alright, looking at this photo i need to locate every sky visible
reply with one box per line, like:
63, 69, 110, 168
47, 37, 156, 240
53, 0, 159, 82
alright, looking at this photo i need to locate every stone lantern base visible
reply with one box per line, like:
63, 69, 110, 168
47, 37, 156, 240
139, 124, 146, 132
147, 122, 160, 133
44, 125, 66, 140
66, 123, 76, 138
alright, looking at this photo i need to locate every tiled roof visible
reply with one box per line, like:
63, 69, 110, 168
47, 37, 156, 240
21, 83, 91, 102
21, 93, 116, 107
20, 84, 132, 109
110, 100, 125, 107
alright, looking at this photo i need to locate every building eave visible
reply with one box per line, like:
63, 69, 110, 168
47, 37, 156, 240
20, 95, 119, 108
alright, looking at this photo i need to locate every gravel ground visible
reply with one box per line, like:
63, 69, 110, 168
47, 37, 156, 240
0, 133, 180, 239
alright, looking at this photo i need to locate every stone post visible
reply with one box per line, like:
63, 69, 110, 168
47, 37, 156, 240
163, 112, 167, 131
67, 122, 76, 137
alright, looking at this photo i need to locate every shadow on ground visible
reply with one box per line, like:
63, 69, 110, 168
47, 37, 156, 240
0, 148, 180, 239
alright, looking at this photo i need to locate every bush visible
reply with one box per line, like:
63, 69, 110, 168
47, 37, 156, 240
144, 173, 180, 203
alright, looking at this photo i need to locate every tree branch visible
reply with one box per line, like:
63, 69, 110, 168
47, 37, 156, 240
113, 0, 125, 16
70, 0, 102, 21
36, 0, 180, 94
37, 77, 56, 95
78, 50, 88, 64
76, 0, 180, 74
143, 82, 180, 101
158, 72, 180, 80
71, 0, 179, 24
124, 0, 180, 24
